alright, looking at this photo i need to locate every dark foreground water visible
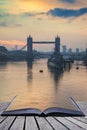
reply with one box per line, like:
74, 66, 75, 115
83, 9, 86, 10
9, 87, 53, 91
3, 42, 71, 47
0, 59, 87, 111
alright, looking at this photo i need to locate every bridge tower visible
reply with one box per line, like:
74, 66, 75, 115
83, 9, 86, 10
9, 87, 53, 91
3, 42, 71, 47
27, 35, 33, 60
55, 35, 60, 53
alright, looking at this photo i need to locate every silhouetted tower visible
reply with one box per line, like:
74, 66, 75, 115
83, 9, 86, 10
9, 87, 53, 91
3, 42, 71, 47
55, 35, 60, 53
76, 48, 79, 54
62, 45, 66, 54
68, 48, 72, 54
27, 35, 33, 60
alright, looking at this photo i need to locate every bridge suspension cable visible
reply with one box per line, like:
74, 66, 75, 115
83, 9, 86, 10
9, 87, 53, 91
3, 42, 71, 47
20, 44, 27, 50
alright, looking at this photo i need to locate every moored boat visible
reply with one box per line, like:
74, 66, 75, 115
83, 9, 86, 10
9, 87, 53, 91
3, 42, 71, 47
47, 52, 64, 70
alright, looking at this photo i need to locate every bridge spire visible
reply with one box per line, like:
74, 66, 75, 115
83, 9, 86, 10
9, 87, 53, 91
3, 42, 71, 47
55, 35, 60, 53
27, 35, 33, 60
29, 35, 32, 38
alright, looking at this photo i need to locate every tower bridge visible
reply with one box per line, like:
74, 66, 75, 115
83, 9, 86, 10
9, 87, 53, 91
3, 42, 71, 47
27, 35, 60, 60
21, 35, 61, 60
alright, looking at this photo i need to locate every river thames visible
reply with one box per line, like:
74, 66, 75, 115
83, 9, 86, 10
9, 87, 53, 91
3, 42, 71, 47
0, 59, 87, 111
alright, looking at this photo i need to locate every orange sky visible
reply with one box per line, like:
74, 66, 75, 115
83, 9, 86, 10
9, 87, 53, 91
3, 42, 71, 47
0, 0, 87, 51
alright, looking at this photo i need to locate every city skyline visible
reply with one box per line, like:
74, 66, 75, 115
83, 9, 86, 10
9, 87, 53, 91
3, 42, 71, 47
0, 0, 87, 51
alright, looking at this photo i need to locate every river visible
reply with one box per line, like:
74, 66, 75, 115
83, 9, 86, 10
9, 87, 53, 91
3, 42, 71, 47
0, 59, 87, 111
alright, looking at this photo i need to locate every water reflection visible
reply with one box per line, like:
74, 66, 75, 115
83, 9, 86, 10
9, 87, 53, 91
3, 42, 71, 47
27, 61, 33, 82
83, 61, 87, 69
85, 63, 87, 69
48, 67, 63, 88
0, 62, 7, 69
48, 62, 72, 90
0, 59, 87, 111
64, 63, 72, 72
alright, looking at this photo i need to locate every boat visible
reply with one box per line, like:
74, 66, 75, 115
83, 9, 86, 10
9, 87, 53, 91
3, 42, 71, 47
63, 55, 74, 63
47, 53, 64, 70
39, 70, 43, 73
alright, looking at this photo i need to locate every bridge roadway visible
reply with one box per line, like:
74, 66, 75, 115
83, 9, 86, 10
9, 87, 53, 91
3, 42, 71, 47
0, 101, 87, 130
33, 41, 55, 44
20, 41, 55, 50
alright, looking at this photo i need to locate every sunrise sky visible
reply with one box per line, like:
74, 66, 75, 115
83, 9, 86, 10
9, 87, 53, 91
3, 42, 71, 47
0, 0, 87, 51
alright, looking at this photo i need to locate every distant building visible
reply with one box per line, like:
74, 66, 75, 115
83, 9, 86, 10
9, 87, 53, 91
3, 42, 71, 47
76, 48, 79, 54
68, 48, 72, 54
15, 45, 18, 50
0, 46, 8, 53
0, 46, 8, 61
62, 45, 67, 54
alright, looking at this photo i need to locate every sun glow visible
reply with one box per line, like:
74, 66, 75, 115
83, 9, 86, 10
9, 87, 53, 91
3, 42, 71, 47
10, 0, 51, 14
